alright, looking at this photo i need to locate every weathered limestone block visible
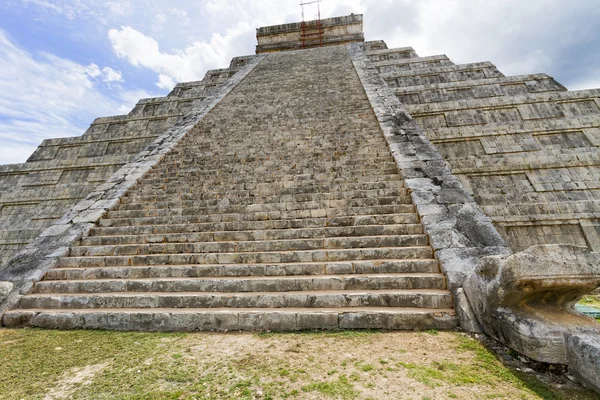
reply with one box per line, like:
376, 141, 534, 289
566, 333, 600, 393
464, 244, 600, 364
0, 281, 12, 303
454, 288, 482, 333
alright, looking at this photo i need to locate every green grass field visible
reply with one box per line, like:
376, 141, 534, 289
0, 328, 597, 400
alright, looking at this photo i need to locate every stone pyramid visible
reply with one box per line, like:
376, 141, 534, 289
0, 17, 599, 380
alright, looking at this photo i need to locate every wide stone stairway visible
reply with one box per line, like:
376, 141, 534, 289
3, 46, 457, 331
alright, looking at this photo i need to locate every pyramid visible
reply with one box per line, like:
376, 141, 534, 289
0, 16, 599, 378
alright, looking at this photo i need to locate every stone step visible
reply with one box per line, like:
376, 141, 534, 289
145, 153, 395, 167
124, 181, 407, 202
116, 189, 411, 209
33, 273, 447, 294
1, 38, 455, 334
70, 235, 430, 257
131, 177, 405, 194
153, 141, 390, 156
110, 197, 412, 218
2, 307, 458, 331
46, 259, 441, 280
131, 177, 404, 194
133, 178, 405, 191
82, 224, 424, 246
124, 184, 407, 201
147, 160, 398, 173
134, 174, 404, 188
150, 147, 394, 160
91, 214, 421, 236
144, 154, 396, 167
18, 289, 453, 310
99, 205, 418, 227
144, 164, 398, 176
58, 246, 434, 268
146, 172, 401, 184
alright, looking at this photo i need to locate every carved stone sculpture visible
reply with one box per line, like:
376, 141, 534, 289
464, 244, 600, 364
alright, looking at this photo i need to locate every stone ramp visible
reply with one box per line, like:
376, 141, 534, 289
3, 45, 457, 331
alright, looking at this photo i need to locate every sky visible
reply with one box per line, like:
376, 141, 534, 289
0, 0, 599, 165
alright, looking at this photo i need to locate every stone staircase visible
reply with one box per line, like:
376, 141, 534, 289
3, 46, 457, 331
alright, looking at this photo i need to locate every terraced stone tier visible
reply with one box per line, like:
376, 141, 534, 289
370, 43, 600, 254
3, 45, 456, 332
0, 54, 258, 267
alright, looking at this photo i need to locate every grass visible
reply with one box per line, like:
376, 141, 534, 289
0, 329, 187, 399
0, 328, 597, 399
396, 335, 597, 400
301, 375, 357, 399
579, 295, 600, 309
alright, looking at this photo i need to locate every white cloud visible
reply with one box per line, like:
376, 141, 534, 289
0, 142, 41, 166
156, 74, 175, 91
0, 30, 155, 165
84, 63, 101, 78
153, 8, 190, 29
102, 66, 123, 82
363, 0, 600, 88
107, 1, 131, 17
108, 22, 254, 84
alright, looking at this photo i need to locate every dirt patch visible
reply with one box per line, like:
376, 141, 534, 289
170, 331, 594, 399
43, 362, 109, 400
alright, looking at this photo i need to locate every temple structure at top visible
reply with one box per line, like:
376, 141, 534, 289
256, 14, 364, 53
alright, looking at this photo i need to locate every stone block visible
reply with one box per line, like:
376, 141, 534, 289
566, 333, 600, 395
2, 309, 36, 328
464, 245, 600, 363
453, 288, 482, 333
0, 281, 13, 303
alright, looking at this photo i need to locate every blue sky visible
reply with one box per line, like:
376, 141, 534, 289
0, 0, 599, 165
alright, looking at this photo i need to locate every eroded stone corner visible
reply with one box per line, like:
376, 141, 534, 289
0, 54, 267, 324
346, 42, 510, 332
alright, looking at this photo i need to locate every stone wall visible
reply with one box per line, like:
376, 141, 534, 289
0, 56, 257, 267
365, 44, 600, 253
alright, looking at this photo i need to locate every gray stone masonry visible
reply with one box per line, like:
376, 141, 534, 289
372, 44, 600, 255
348, 42, 510, 331
566, 333, 600, 393
2, 45, 456, 331
0, 53, 266, 317
0, 281, 12, 304
0, 56, 258, 267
